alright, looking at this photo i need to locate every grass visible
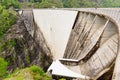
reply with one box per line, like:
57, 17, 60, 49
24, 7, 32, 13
4, 65, 52, 80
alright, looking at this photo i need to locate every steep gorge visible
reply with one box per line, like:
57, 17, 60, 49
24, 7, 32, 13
0, 10, 53, 73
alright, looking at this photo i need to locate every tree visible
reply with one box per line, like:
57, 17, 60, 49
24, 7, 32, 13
62, 0, 72, 8
0, 5, 17, 36
100, 0, 120, 7
62, 0, 95, 8
48, 0, 63, 8
70, 0, 80, 7
39, 0, 63, 8
0, 0, 21, 9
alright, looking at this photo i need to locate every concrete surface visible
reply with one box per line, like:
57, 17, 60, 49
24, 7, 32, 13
33, 9, 78, 60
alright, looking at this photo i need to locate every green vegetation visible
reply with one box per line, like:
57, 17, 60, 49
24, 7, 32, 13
62, 0, 96, 8
0, 0, 119, 9
0, 39, 16, 70
0, 0, 21, 9
4, 65, 52, 80
39, 0, 63, 8
62, 0, 120, 8
26, 55, 30, 64
0, 57, 8, 78
59, 78, 66, 80
0, 0, 19, 37
0, 0, 120, 9
20, 0, 63, 8
30, 65, 52, 80
0, 39, 16, 52
19, 0, 120, 8
0, 2, 17, 79
0, 5, 17, 36
30, 65, 44, 74
0, 1, 17, 64
100, 0, 120, 7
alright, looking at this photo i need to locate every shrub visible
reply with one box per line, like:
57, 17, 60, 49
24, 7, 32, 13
0, 39, 16, 52
30, 65, 52, 80
0, 0, 21, 9
59, 78, 66, 80
0, 57, 8, 78
0, 5, 17, 36
4, 65, 52, 80
30, 65, 44, 75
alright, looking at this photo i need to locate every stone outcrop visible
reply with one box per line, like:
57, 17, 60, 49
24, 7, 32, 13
1, 10, 52, 73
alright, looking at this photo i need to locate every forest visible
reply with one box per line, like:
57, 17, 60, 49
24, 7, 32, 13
1, 0, 120, 8
23, 0, 120, 8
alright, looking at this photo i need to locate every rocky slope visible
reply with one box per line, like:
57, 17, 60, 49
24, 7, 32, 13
0, 10, 53, 74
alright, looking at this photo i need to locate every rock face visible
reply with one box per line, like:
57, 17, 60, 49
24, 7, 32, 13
1, 10, 53, 73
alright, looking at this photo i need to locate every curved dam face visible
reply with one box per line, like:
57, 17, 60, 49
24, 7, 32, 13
62, 12, 119, 79
21, 9, 120, 80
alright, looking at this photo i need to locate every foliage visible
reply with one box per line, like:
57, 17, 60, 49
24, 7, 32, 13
0, 3, 17, 79
20, 0, 63, 8
100, 0, 120, 7
0, 5, 17, 36
47, 0, 63, 8
0, 57, 8, 78
59, 78, 66, 80
30, 0, 42, 3
30, 65, 44, 75
61, 0, 71, 8
62, 0, 95, 8
0, 39, 16, 52
80, 0, 96, 7
4, 65, 52, 80
26, 55, 30, 64
0, 0, 119, 9
39, 1, 57, 8
0, 0, 21, 9
30, 65, 52, 80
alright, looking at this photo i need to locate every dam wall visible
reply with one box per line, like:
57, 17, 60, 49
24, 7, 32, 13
33, 9, 78, 60
20, 8, 120, 80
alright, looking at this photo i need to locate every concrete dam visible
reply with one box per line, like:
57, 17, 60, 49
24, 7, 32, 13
20, 8, 120, 80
